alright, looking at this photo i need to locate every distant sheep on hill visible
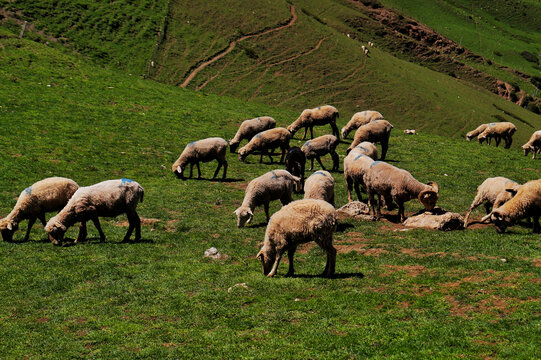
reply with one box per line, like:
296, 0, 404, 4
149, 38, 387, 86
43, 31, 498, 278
287, 105, 340, 140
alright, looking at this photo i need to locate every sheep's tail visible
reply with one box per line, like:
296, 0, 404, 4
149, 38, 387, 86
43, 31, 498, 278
139, 186, 144, 203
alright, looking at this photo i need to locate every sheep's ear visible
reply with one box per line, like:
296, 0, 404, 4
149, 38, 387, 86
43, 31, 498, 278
427, 181, 439, 193
6, 222, 12, 231
256, 251, 264, 261
505, 184, 520, 196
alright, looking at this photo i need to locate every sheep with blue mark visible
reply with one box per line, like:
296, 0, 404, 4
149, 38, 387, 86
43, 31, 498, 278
346, 120, 393, 160
238, 127, 291, 164
478, 122, 516, 148
466, 123, 489, 141
234, 170, 301, 228
343, 142, 377, 202
172, 137, 228, 180
287, 105, 340, 140
0, 177, 79, 242
229, 116, 276, 153
301, 134, 340, 172
341, 110, 384, 139
304, 170, 335, 206
45, 179, 144, 245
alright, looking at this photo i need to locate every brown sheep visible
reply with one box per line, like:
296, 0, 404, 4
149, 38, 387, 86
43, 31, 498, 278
346, 120, 393, 160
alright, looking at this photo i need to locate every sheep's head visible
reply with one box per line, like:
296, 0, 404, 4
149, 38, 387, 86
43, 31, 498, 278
256, 247, 276, 276
234, 207, 253, 228
229, 139, 239, 153
465, 132, 475, 141
522, 144, 533, 157
418, 182, 439, 211
490, 210, 510, 233
45, 221, 66, 245
238, 148, 249, 162
286, 124, 298, 136
341, 127, 349, 139
478, 134, 487, 144
173, 164, 185, 179
0, 218, 18, 242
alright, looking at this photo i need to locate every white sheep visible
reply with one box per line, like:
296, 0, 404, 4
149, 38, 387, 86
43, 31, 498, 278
0, 177, 79, 242
522, 130, 541, 159
464, 177, 520, 226
238, 127, 291, 164
234, 170, 301, 228
287, 105, 340, 140
45, 179, 144, 245
368, 41, 374, 47
487, 179, 541, 233
256, 199, 337, 277
364, 161, 439, 222
229, 116, 276, 153
303, 170, 335, 206
301, 134, 340, 171
478, 122, 517, 148
466, 123, 489, 141
343, 143, 377, 202
346, 120, 393, 160
364, 48, 369, 55
340, 110, 384, 139
172, 137, 228, 180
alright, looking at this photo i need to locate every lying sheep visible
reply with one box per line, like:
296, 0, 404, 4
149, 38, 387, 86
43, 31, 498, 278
287, 105, 340, 140
343, 143, 377, 202
364, 161, 439, 222
478, 122, 516, 148
304, 170, 335, 206
341, 110, 384, 139
0, 177, 79, 242
234, 170, 300, 228
301, 134, 340, 172
466, 124, 489, 141
45, 179, 144, 245
464, 177, 520, 226
522, 130, 541, 159
285, 147, 306, 192
346, 120, 393, 160
229, 116, 276, 153
486, 179, 541, 233
172, 137, 228, 180
256, 199, 337, 277
238, 127, 291, 164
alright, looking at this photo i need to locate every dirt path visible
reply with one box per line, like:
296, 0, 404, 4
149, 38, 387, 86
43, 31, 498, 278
180, 5, 297, 88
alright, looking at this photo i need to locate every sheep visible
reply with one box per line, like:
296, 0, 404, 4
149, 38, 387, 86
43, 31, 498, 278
466, 123, 489, 141
368, 41, 374, 47
256, 199, 337, 277
172, 137, 228, 180
346, 120, 393, 160
285, 146, 306, 192
364, 48, 369, 55
343, 143, 377, 202
463, 177, 520, 226
234, 170, 301, 228
486, 179, 541, 233
45, 179, 144, 245
364, 161, 439, 222
287, 105, 340, 140
340, 110, 384, 139
522, 130, 541, 159
238, 127, 291, 164
0, 177, 79, 242
361, 45, 366, 52
303, 170, 335, 206
301, 134, 340, 172
478, 122, 517, 148
229, 116, 276, 153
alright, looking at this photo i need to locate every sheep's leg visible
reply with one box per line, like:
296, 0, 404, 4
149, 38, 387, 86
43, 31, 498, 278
302, 127, 308, 140
380, 138, 389, 160
484, 202, 492, 214
532, 215, 540, 234
354, 181, 363, 202
259, 151, 264, 163
38, 213, 47, 226
320, 238, 337, 277
398, 201, 406, 223
91, 217, 106, 242
330, 121, 340, 139
316, 156, 326, 170
267, 251, 283, 277
75, 221, 87, 243
22, 217, 36, 242
189, 163, 194, 178
196, 162, 202, 179
280, 192, 293, 206
346, 177, 354, 202
309, 158, 314, 171
124, 211, 141, 242
285, 246, 297, 277
506, 136, 513, 149
367, 189, 377, 218
330, 150, 339, 172
495, 136, 501, 147
279, 146, 287, 164
464, 198, 483, 225
376, 195, 383, 219
264, 202, 270, 223
212, 161, 222, 179
267, 149, 274, 164
309, 127, 314, 139
221, 160, 228, 179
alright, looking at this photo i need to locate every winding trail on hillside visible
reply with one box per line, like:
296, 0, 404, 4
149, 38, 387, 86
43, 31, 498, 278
180, 5, 297, 88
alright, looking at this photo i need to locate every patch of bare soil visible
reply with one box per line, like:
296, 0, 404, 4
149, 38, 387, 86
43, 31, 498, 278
445, 294, 536, 319
116, 218, 160, 227
382, 264, 427, 277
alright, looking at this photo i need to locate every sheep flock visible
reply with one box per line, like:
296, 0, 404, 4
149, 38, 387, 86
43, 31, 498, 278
2, 103, 540, 278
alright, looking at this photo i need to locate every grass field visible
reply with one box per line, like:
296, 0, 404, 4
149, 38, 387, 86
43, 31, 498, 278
1, 27, 540, 358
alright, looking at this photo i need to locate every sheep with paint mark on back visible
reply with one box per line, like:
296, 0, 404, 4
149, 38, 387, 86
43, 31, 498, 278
522, 130, 541, 159
341, 110, 384, 139
343, 142, 377, 202
229, 116, 276, 153
238, 127, 291, 164
304, 170, 335, 206
346, 120, 393, 160
478, 122, 516, 148
172, 137, 228, 180
287, 105, 340, 140
301, 134, 340, 172
466, 123, 489, 141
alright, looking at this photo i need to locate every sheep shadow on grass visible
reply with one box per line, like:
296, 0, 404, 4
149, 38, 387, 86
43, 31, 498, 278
291, 272, 364, 279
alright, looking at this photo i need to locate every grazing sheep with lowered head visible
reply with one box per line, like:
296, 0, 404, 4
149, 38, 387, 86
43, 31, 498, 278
522, 130, 541, 159
0, 177, 79, 242
229, 116, 276, 153
172, 137, 228, 180
304, 170, 335, 206
346, 120, 393, 160
234, 170, 300, 228
341, 110, 384, 139
238, 127, 291, 164
287, 105, 340, 140
301, 134, 340, 172
466, 124, 489, 141
364, 161, 439, 222
285, 146, 306, 192
478, 122, 516, 148
45, 179, 144, 245
343, 143, 377, 202
257, 199, 337, 277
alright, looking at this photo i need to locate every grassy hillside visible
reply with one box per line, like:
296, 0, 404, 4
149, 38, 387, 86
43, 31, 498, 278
1, 26, 540, 358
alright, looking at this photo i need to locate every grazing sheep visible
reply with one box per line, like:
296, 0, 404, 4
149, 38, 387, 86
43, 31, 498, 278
346, 120, 393, 160
364, 161, 439, 222
287, 105, 340, 140
229, 116, 276, 153
285, 146, 306, 192
364, 48, 369, 55
464, 177, 520, 226
343, 143, 377, 202
466, 124, 489, 141
0, 177, 79, 242
234, 170, 300, 228
45, 179, 144, 245
172, 137, 228, 180
478, 122, 517, 148
238, 127, 291, 164
304, 170, 335, 206
522, 130, 541, 159
341, 110, 384, 139
256, 199, 337, 277
301, 134, 340, 172
486, 179, 541, 233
